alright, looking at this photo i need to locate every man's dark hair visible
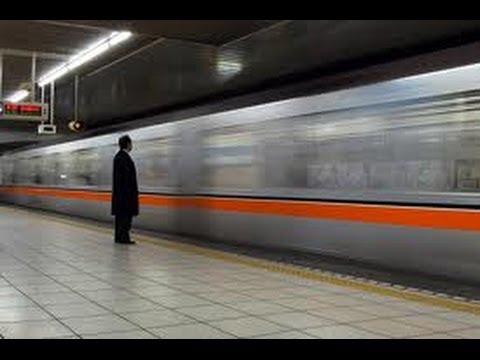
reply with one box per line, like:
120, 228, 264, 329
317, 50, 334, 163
118, 135, 132, 150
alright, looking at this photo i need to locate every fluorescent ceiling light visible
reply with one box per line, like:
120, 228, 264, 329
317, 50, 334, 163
7, 90, 30, 103
67, 42, 109, 70
216, 51, 243, 78
109, 31, 131, 46
39, 66, 69, 86
217, 61, 243, 75
38, 31, 132, 87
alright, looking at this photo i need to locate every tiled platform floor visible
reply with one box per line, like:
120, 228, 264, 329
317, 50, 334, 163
0, 205, 479, 339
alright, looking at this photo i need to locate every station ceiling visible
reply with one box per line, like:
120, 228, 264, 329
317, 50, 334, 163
2, 20, 480, 152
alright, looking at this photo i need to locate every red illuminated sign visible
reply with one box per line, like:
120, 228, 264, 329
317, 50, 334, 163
0, 102, 48, 121
4, 103, 43, 116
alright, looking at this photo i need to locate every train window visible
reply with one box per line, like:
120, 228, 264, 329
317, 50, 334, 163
15, 158, 35, 185
38, 155, 57, 187
0, 157, 13, 185
455, 159, 480, 191
0, 159, 3, 186
55, 149, 101, 188
54, 152, 69, 187
300, 118, 386, 190
135, 137, 177, 189
66, 149, 100, 188
44, 153, 61, 187
96, 145, 116, 189
31, 157, 42, 185
260, 122, 324, 189
278, 96, 480, 194
201, 126, 258, 189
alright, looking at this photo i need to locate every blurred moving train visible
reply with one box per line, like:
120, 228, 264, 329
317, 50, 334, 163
3, 62, 480, 283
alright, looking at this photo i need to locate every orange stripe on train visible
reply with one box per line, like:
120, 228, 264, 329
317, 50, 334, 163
1, 186, 480, 232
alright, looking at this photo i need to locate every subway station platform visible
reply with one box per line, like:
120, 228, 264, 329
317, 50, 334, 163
1, 205, 480, 339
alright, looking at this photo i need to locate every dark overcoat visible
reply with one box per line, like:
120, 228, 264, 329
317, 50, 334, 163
111, 150, 139, 217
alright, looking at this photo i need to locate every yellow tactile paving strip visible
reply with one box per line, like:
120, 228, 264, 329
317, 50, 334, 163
3, 205, 480, 317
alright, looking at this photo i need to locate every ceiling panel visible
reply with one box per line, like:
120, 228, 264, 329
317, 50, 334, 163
38, 20, 282, 45
0, 20, 110, 55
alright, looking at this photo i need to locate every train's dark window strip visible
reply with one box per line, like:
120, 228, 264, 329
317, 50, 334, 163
195, 193, 480, 210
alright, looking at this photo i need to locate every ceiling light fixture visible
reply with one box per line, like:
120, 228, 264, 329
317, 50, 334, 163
7, 90, 30, 103
38, 31, 132, 87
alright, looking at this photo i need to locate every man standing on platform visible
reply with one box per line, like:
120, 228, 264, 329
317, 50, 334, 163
112, 135, 139, 245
